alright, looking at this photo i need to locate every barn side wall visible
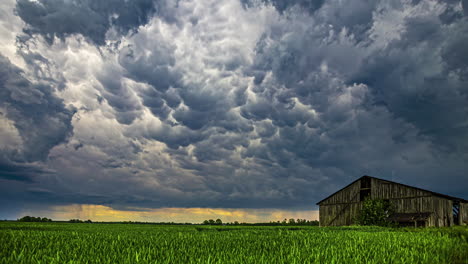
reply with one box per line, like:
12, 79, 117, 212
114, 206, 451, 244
387, 196, 435, 219
319, 180, 361, 226
319, 177, 459, 227
320, 181, 361, 205
319, 204, 362, 226
433, 196, 453, 227
460, 203, 468, 225
371, 178, 432, 200
371, 178, 457, 227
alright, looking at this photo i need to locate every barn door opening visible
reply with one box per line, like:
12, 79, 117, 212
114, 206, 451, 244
453, 201, 460, 225
360, 177, 371, 201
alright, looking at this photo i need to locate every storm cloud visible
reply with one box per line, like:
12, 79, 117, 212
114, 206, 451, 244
14, 0, 166, 45
0, 0, 467, 217
0, 54, 75, 163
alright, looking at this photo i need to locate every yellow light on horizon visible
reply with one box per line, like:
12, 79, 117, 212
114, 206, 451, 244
19, 204, 319, 223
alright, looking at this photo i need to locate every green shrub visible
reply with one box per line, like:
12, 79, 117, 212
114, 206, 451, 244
356, 199, 395, 227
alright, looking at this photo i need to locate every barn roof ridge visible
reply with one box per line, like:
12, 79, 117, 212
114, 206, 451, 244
316, 175, 468, 205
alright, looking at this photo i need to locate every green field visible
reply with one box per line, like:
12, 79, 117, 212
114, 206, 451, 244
1, 222, 467, 263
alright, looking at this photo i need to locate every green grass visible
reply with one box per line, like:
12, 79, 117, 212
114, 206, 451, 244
1, 222, 467, 263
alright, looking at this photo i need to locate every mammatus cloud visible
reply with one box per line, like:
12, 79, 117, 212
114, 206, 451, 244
0, 0, 467, 221
14, 0, 166, 45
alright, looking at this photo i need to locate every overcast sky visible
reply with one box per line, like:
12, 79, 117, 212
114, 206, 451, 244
1, 0, 467, 222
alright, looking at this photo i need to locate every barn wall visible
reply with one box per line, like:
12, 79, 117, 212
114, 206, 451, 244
427, 213, 436, 227
388, 196, 434, 213
319, 180, 361, 226
371, 178, 432, 200
377, 196, 454, 227
319, 203, 361, 226
320, 181, 360, 205
370, 178, 458, 227
319, 177, 461, 227
459, 202, 468, 225
432, 196, 453, 227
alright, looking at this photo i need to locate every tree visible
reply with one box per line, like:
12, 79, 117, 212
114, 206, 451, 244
18, 216, 52, 222
18, 216, 31, 222
356, 198, 394, 226
202, 219, 217, 225
215, 219, 222, 225
308, 220, 319, 226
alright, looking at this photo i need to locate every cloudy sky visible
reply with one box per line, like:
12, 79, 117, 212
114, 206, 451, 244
0, 0, 467, 222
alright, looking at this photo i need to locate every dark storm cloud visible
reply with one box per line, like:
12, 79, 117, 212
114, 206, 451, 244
113, 29, 202, 126
16, 47, 67, 90
241, 0, 325, 13
351, 14, 468, 151
141, 123, 207, 149
96, 63, 143, 125
15, 0, 161, 45
0, 54, 75, 162
119, 43, 180, 93
244, 0, 381, 40
1, 0, 468, 216
116, 41, 181, 123
139, 87, 173, 120
171, 88, 246, 131
0, 154, 49, 182
245, 0, 468, 153
126, 0, 468, 207
234, 0, 468, 201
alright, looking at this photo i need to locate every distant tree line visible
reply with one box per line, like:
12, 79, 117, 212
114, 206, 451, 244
202, 218, 319, 226
202, 219, 224, 225
16, 216, 95, 223
271, 219, 319, 226
121, 221, 193, 225
16, 216, 320, 226
18, 216, 52, 222
69, 219, 93, 223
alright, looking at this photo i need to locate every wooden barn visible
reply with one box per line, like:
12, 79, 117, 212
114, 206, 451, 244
317, 175, 468, 227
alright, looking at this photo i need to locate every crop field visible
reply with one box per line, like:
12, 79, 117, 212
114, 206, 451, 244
1, 222, 467, 264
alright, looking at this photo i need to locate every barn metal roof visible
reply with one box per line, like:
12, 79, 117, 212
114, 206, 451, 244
316, 175, 468, 205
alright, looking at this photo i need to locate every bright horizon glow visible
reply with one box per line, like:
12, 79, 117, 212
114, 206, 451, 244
16, 204, 319, 223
